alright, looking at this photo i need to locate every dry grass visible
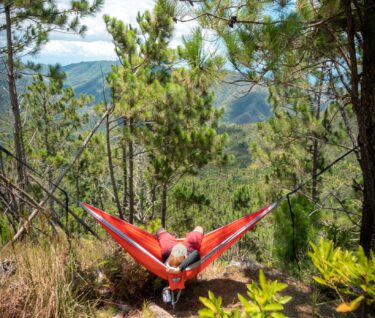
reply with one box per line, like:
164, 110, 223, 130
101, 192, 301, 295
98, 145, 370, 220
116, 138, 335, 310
0, 234, 155, 318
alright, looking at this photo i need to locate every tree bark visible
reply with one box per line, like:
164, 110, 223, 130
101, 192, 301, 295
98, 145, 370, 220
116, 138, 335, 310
151, 184, 156, 219
357, 0, 375, 254
161, 183, 167, 227
122, 123, 128, 218
311, 72, 323, 203
128, 118, 135, 224
106, 112, 123, 219
5, 5, 25, 197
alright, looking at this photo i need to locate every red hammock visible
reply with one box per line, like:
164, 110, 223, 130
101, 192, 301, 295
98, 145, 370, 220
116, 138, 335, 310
81, 202, 276, 290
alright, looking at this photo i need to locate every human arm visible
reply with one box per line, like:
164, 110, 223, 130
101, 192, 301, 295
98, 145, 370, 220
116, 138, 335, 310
178, 250, 200, 271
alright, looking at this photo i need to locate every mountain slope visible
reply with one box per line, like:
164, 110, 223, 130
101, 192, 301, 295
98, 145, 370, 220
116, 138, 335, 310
0, 60, 271, 125
214, 81, 271, 124
62, 60, 114, 104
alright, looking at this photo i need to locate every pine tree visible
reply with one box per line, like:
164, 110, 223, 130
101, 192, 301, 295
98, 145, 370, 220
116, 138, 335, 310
180, 0, 375, 253
1, 0, 103, 214
105, 1, 226, 226
22, 66, 91, 223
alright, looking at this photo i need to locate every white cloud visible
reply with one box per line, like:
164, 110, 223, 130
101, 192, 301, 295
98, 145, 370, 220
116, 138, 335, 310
45, 40, 116, 59
27, 0, 197, 65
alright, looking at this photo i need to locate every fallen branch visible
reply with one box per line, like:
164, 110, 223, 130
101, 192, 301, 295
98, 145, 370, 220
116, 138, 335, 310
28, 174, 100, 239
2, 109, 109, 248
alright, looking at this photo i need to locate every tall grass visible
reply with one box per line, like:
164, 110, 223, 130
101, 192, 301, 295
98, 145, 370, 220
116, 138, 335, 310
0, 235, 155, 317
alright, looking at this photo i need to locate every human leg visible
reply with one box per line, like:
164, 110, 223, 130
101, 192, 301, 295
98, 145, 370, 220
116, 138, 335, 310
157, 228, 177, 261
184, 226, 204, 252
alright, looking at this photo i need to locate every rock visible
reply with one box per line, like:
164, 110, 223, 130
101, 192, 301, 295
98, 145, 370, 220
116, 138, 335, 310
0, 259, 16, 277
116, 301, 131, 313
148, 303, 174, 318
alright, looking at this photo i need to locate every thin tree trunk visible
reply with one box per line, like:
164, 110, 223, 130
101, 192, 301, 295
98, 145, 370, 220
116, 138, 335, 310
106, 112, 123, 219
75, 164, 80, 204
128, 118, 135, 224
5, 5, 25, 205
161, 183, 167, 227
358, 0, 375, 254
0, 152, 18, 219
122, 123, 128, 218
151, 184, 156, 219
311, 71, 323, 203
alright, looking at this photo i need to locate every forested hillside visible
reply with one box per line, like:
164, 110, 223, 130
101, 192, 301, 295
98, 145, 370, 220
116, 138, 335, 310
0, 60, 271, 125
1, 1, 374, 317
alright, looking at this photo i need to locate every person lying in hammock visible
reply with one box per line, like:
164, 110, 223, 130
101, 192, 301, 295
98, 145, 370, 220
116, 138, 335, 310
157, 226, 204, 274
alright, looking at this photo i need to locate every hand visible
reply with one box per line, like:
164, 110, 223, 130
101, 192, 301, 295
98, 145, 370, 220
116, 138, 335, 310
166, 266, 181, 274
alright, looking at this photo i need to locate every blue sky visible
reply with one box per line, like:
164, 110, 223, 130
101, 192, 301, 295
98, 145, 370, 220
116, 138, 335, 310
17, 0, 196, 65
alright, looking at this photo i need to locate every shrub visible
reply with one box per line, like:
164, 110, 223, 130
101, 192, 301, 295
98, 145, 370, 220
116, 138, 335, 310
309, 238, 375, 314
274, 195, 318, 266
199, 269, 291, 318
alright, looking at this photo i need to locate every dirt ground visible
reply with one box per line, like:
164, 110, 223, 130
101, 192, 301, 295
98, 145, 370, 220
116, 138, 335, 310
123, 260, 346, 318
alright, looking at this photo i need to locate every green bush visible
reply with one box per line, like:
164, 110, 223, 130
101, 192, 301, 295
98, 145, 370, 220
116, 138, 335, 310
199, 269, 291, 318
274, 195, 318, 266
309, 238, 375, 314
232, 186, 252, 212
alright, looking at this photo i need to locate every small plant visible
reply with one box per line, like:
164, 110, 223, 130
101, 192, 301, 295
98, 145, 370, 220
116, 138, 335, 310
309, 238, 375, 314
199, 270, 292, 318
199, 290, 235, 318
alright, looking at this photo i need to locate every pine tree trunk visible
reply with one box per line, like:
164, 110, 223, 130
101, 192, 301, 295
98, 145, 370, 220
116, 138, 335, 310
151, 185, 156, 219
75, 164, 80, 204
139, 159, 145, 217
311, 77, 322, 203
161, 183, 167, 228
122, 128, 128, 218
128, 118, 135, 224
358, 0, 375, 253
311, 139, 319, 202
5, 5, 25, 197
106, 113, 123, 219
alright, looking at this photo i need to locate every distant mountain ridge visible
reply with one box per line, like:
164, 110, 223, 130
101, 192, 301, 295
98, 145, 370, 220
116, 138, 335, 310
62, 60, 114, 105
0, 60, 271, 125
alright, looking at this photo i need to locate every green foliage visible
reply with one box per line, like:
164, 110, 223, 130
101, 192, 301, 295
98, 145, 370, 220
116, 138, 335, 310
104, 0, 227, 225
22, 67, 91, 181
0, 217, 13, 246
309, 238, 375, 312
274, 195, 318, 266
173, 184, 210, 210
199, 270, 291, 318
232, 185, 253, 212
199, 291, 235, 318
139, 218, 162, 235
1, 0, 103, 56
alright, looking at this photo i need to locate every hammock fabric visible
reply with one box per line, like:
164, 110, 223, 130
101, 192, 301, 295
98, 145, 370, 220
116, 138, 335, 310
81, 202, 277, 290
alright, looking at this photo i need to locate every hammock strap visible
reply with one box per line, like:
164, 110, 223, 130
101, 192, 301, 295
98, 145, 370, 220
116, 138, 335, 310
171, 289, 182, 309
285, 146, 358, 198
